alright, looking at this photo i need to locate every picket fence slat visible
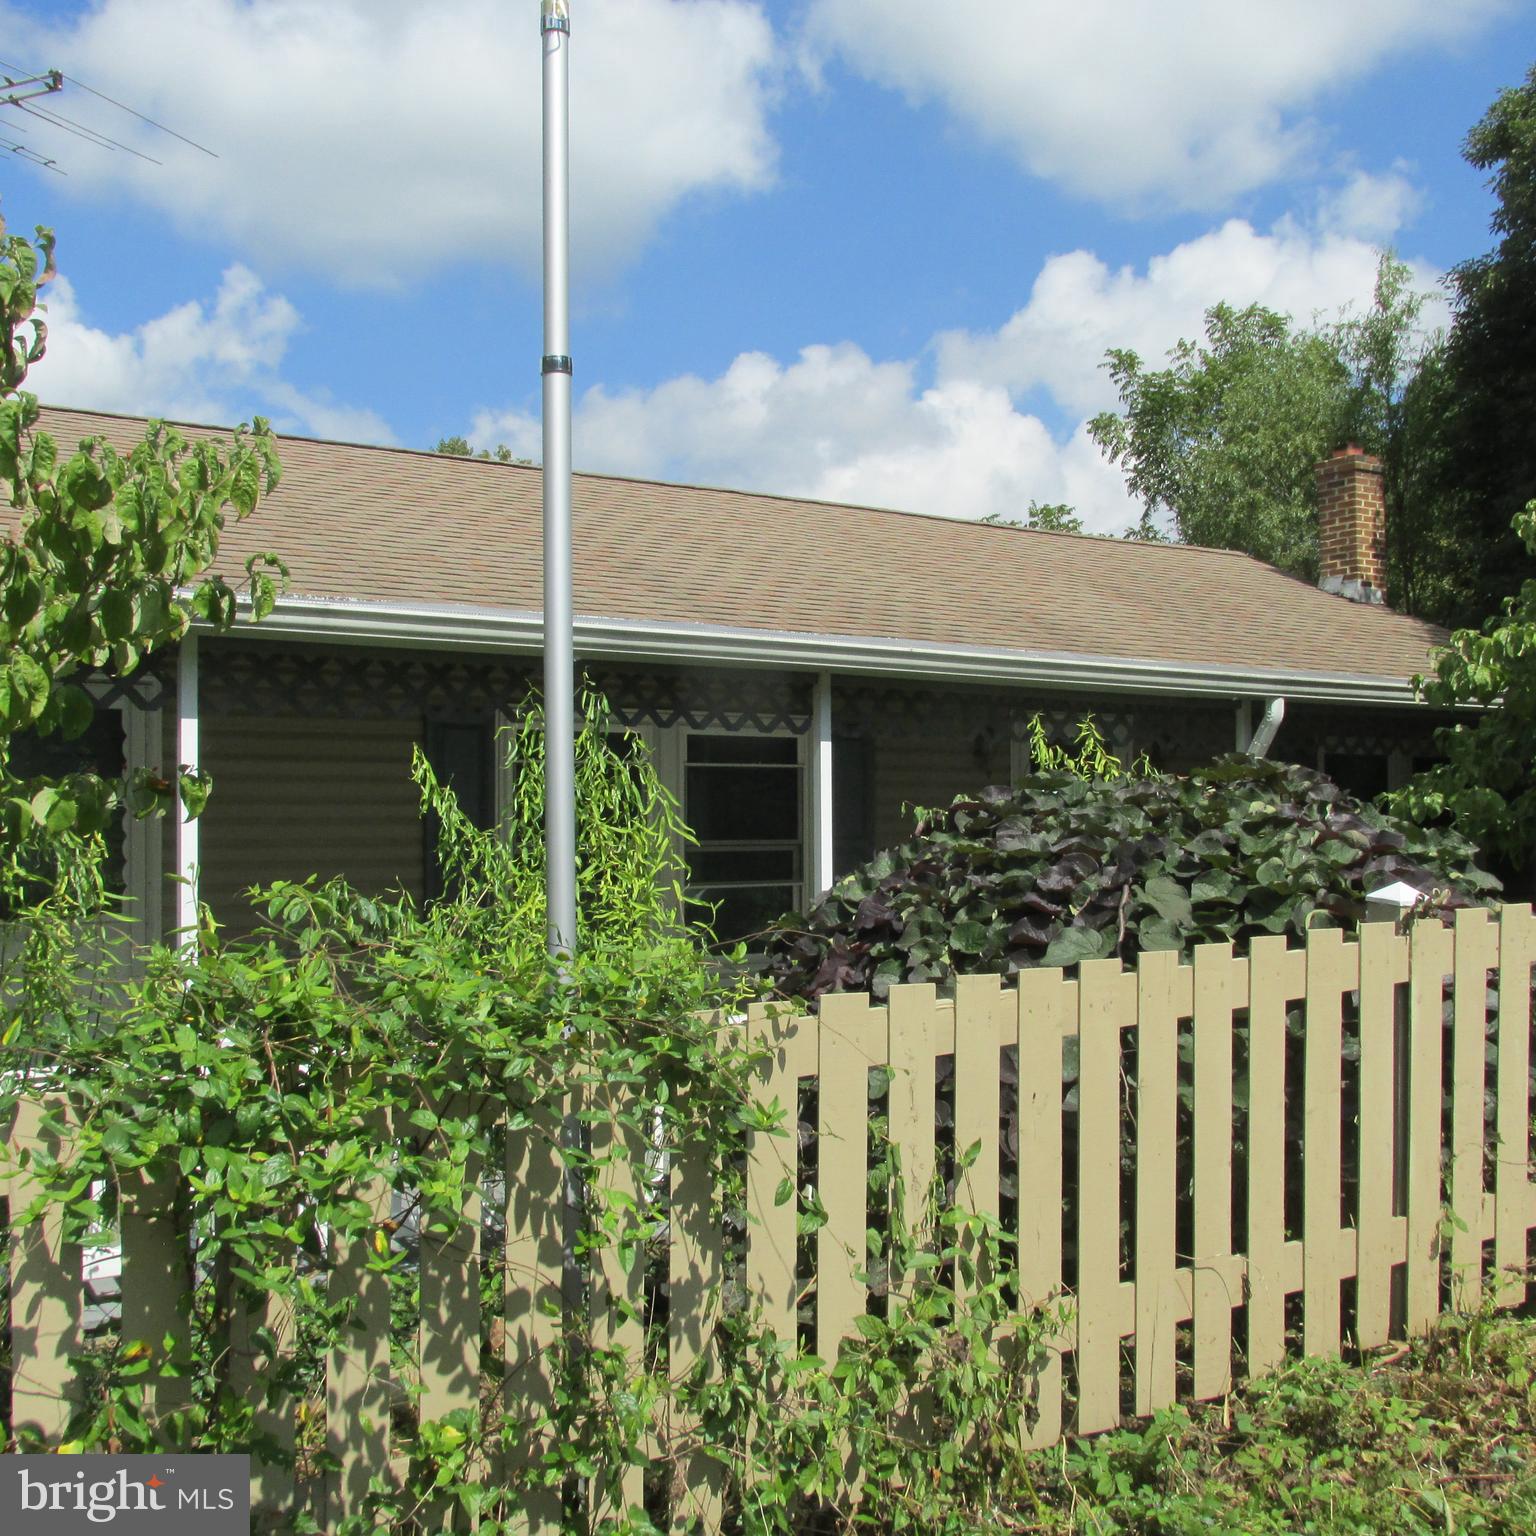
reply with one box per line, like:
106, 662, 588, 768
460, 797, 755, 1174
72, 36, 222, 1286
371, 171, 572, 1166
590, 1113, 645, 1526
816, 991, 878, 1356
888, 984, 939, 1287
1303, 928, 1354, 1359
10, 910, 1536, 1529
1245, 937, 1302, 1376
1356, 922, 1406, 1349
1133, 950, 1183, 1417
1452, 909, 1499, 1308
228, 1258, 296, 1517
745, 1002, 807, 1350
953, 976, 1004, 1298
670, 1106, 725, 1536
120, 1164, 193, 1435
420, 1142, 484, 1430
503, 1104, 564, 1536
1076, 959, 1132, 1435
1495, 906, 1536, 1305
324, 1145, 394, 1526
1015, 968, 1071, 1449
1192, 943, 1239, 1399
1406, 920, 1454, 1332
5, 1096, 81, 1444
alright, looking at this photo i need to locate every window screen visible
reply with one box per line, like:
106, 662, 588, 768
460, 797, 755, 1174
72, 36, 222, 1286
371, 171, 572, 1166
684, 733, 802, 944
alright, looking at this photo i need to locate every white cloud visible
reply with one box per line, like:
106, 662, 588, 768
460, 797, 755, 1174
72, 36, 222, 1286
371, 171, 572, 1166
935, 219, 1450, 420
802, 0, 1505, 210
471, 215, 1448, 537
4, 0, 778, 287
27, 266, 396, 443
473, 343, 1137, 532
1317, 165, 1425, 244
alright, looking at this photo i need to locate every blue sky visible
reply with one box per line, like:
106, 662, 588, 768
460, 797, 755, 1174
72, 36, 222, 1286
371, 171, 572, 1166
2, 0, 1533, 533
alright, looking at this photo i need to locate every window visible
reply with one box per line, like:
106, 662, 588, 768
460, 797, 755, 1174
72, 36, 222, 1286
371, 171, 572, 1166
5, 708, 128, 910
1321, 751, 1390, 802
832, 735, 876, 877
684, 733, 802, 944
423, 718, 495, 902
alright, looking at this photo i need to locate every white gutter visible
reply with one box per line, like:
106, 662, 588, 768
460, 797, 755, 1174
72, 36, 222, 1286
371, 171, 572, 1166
206, 593, 1433, 709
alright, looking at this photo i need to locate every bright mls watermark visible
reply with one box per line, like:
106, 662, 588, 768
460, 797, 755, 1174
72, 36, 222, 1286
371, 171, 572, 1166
2, 1455, 249, 1532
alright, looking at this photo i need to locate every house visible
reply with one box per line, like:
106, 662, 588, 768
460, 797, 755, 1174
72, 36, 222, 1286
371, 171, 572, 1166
29, 407, 1451, 945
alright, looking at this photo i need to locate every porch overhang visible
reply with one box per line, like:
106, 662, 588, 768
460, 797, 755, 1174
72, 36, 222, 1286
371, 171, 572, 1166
206, 593, 1429, 709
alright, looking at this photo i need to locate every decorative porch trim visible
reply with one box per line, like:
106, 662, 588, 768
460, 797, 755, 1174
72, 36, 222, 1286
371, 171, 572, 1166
209, 594, 1433, 707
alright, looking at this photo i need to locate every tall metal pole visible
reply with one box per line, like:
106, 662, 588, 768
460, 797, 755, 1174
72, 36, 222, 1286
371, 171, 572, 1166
541, 0, 576, 962
174, 632, 200, 949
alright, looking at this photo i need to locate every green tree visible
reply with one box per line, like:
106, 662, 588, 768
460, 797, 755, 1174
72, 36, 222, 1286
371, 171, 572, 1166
980, 500, 1085, 534
1089, 258, 1443, 601
434, 434, 532, 466
0, 217, 284, 908
1388, 499, 1536, 887
1090, 301, 1352, 577
1427, 63, 1536, 628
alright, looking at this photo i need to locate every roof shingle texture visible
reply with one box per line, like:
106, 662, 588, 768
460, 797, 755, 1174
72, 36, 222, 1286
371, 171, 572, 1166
31, 407, 1444, 682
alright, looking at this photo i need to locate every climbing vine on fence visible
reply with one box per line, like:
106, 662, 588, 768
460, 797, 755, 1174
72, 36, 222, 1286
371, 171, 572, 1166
0, 698, 1057, 1535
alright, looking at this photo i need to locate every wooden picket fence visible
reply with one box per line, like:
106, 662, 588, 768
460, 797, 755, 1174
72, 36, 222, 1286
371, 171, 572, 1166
4, 905, 1536, 1532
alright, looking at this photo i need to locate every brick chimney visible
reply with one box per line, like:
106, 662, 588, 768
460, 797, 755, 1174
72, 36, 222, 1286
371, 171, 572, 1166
1314, 445, 1386, 605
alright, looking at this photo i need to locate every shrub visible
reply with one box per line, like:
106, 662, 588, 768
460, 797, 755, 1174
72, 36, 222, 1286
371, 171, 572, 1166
765, 754, 1496, 1001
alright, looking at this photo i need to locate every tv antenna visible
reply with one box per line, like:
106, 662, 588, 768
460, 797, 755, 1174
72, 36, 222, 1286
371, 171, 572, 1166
0, 62, 218, 176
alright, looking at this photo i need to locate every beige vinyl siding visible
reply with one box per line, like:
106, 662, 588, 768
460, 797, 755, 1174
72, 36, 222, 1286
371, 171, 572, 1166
197, 714, 426, 937
869, 722, 1011, 851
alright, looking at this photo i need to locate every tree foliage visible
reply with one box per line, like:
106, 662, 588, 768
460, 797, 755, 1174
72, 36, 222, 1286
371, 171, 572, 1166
434, 434, 532, 466
1388, 500, 1536, 882
1428, 63, 1536, 628
1089, 257, 1445, 607
979, 500, 1084, 534
1091, 301, 1351, 577
0, 216, 284, 907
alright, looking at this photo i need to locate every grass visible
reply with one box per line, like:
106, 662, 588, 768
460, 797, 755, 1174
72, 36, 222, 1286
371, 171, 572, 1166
1003, 1304, 1536, 1534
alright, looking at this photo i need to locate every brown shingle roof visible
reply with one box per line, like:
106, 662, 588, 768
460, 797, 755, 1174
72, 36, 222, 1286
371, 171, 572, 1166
30, 405, 1444, 686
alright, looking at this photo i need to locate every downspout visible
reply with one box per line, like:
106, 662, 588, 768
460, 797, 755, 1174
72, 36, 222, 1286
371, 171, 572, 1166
812, 672, 834, 895
1247, 697, 1286, 758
